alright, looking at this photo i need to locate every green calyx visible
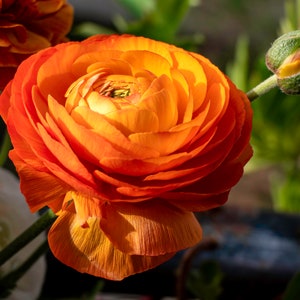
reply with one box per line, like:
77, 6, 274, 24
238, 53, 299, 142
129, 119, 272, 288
266, 30, 300, 72
266, 30, 300, 94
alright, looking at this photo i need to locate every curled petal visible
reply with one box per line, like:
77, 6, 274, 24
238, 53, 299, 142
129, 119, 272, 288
0, 33, 253, 281
104, 108, 159, 136
100, 200, 202, 256
48, 211, 175, 280
139, 75, 178, 131
67, 103, 160, 160
171, 51, 207, 112
129, 127, 198, 157
120, 49, 173, 72
9, 150, 68, 212
7, 29, 51, 53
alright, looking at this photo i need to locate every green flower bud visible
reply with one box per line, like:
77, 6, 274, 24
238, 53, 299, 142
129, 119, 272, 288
266, 30, 300, 94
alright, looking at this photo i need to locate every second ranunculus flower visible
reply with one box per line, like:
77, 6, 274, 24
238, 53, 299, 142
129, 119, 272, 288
0, 34, 253, 280
0, 0, 73, 90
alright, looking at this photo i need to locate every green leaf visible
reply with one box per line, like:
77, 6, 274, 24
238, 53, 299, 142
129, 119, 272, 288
118, 0, 192, 43
187, 260, 224, 300
115, 0, 155, 18
272, 169, 300, 213
226, 34, 250, 91
71, 22, 116, 40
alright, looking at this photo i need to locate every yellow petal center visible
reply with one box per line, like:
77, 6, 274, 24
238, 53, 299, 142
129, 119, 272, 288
99, 81, 131, 98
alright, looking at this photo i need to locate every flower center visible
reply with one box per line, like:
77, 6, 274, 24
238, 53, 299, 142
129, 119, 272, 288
65, 72, 142, 114
98, 81, 131, 98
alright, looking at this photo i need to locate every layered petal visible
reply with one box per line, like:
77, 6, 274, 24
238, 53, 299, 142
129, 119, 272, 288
0, 0, 73, 89
100, 200, 202, 255
0, 34, 253, 280
48, 211, 175, 280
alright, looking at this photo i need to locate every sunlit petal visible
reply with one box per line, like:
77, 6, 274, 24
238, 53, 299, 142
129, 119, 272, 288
48, 211, 175, 280
100, 200, 202, 255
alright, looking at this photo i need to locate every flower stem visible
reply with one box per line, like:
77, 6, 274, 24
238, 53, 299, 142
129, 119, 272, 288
176, 237, 219, 300
246, 74, 278, 102
0, 209, 56, 266
0, 239, 49, 298
0, 130, 11, 167
85, 279, 105, 300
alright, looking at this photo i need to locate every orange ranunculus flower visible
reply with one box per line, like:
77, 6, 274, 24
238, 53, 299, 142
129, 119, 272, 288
0, 0, 73, 90
0, 34, 253, 280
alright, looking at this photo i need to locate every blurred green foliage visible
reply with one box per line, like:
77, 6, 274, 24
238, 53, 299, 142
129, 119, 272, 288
227, 0, 300, 213
71, 0, 203, 50
280, 0, 300, 33
44, 0, 300, 299
186, 261, 224, 300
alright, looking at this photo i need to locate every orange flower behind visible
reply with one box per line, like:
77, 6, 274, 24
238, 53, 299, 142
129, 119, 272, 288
0, 34, 253, 280
0, 0, 73, 90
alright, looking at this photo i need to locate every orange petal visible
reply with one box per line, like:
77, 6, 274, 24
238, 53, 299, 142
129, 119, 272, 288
63, 191, 105, 226
94, 128, 220, 186
37, 43, 87, 104
36, 122, 99, 186
8, 97, 100, 198
7, 29, 51, 53
162, 190, 230, 212
100, 200, 202, 256
129, 127, 198, 156
104, 108, 160, 135
87, 58, 132, 75
170, 68, 193, 123
121, 50, 172, 77
139, 75, 178, 131
36, 0, 64, 14
95, 35, 174, 62
143, 126, 235, 183
0, 81, 12, 121
97, 151, 193, 177
198, 82, 228, 134
171, 51, 207, 112
68, 103, 160, 160
48, 211, 175, 280
85, 91, 119, 114
224, 82, 253, 162
48, 97, 138, 162
174, 160, 245, 197
2, 44, 56, 112
71, 50, 123, 77
33, 3, 74, 44
9, 150, 68, 212
109, 135, 236, 198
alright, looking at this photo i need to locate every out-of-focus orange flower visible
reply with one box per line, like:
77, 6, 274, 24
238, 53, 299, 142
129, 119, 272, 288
0, 0, 73, 90
0, 34, 253, 280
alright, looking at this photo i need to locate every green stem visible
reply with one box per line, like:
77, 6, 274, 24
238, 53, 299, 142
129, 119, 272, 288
85, 279, 105, 300
0, 239, 49, 298
176, 237, 219, 300
0, 130, 11, 167
0, 209, 56, 266
246, 74, 278, 102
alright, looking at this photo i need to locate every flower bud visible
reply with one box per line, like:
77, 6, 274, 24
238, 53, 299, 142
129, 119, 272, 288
266, 30, 300, 94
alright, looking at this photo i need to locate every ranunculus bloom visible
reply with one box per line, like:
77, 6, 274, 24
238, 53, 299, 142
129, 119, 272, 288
0, 34, 253, 280
0, 0, 73, 90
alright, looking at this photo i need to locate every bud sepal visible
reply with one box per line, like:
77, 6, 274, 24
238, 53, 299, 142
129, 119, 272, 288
266, 30, 300, 94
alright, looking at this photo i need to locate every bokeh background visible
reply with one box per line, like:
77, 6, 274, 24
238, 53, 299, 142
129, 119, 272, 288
66, 0, 300, 219
10, 0, 300, 299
